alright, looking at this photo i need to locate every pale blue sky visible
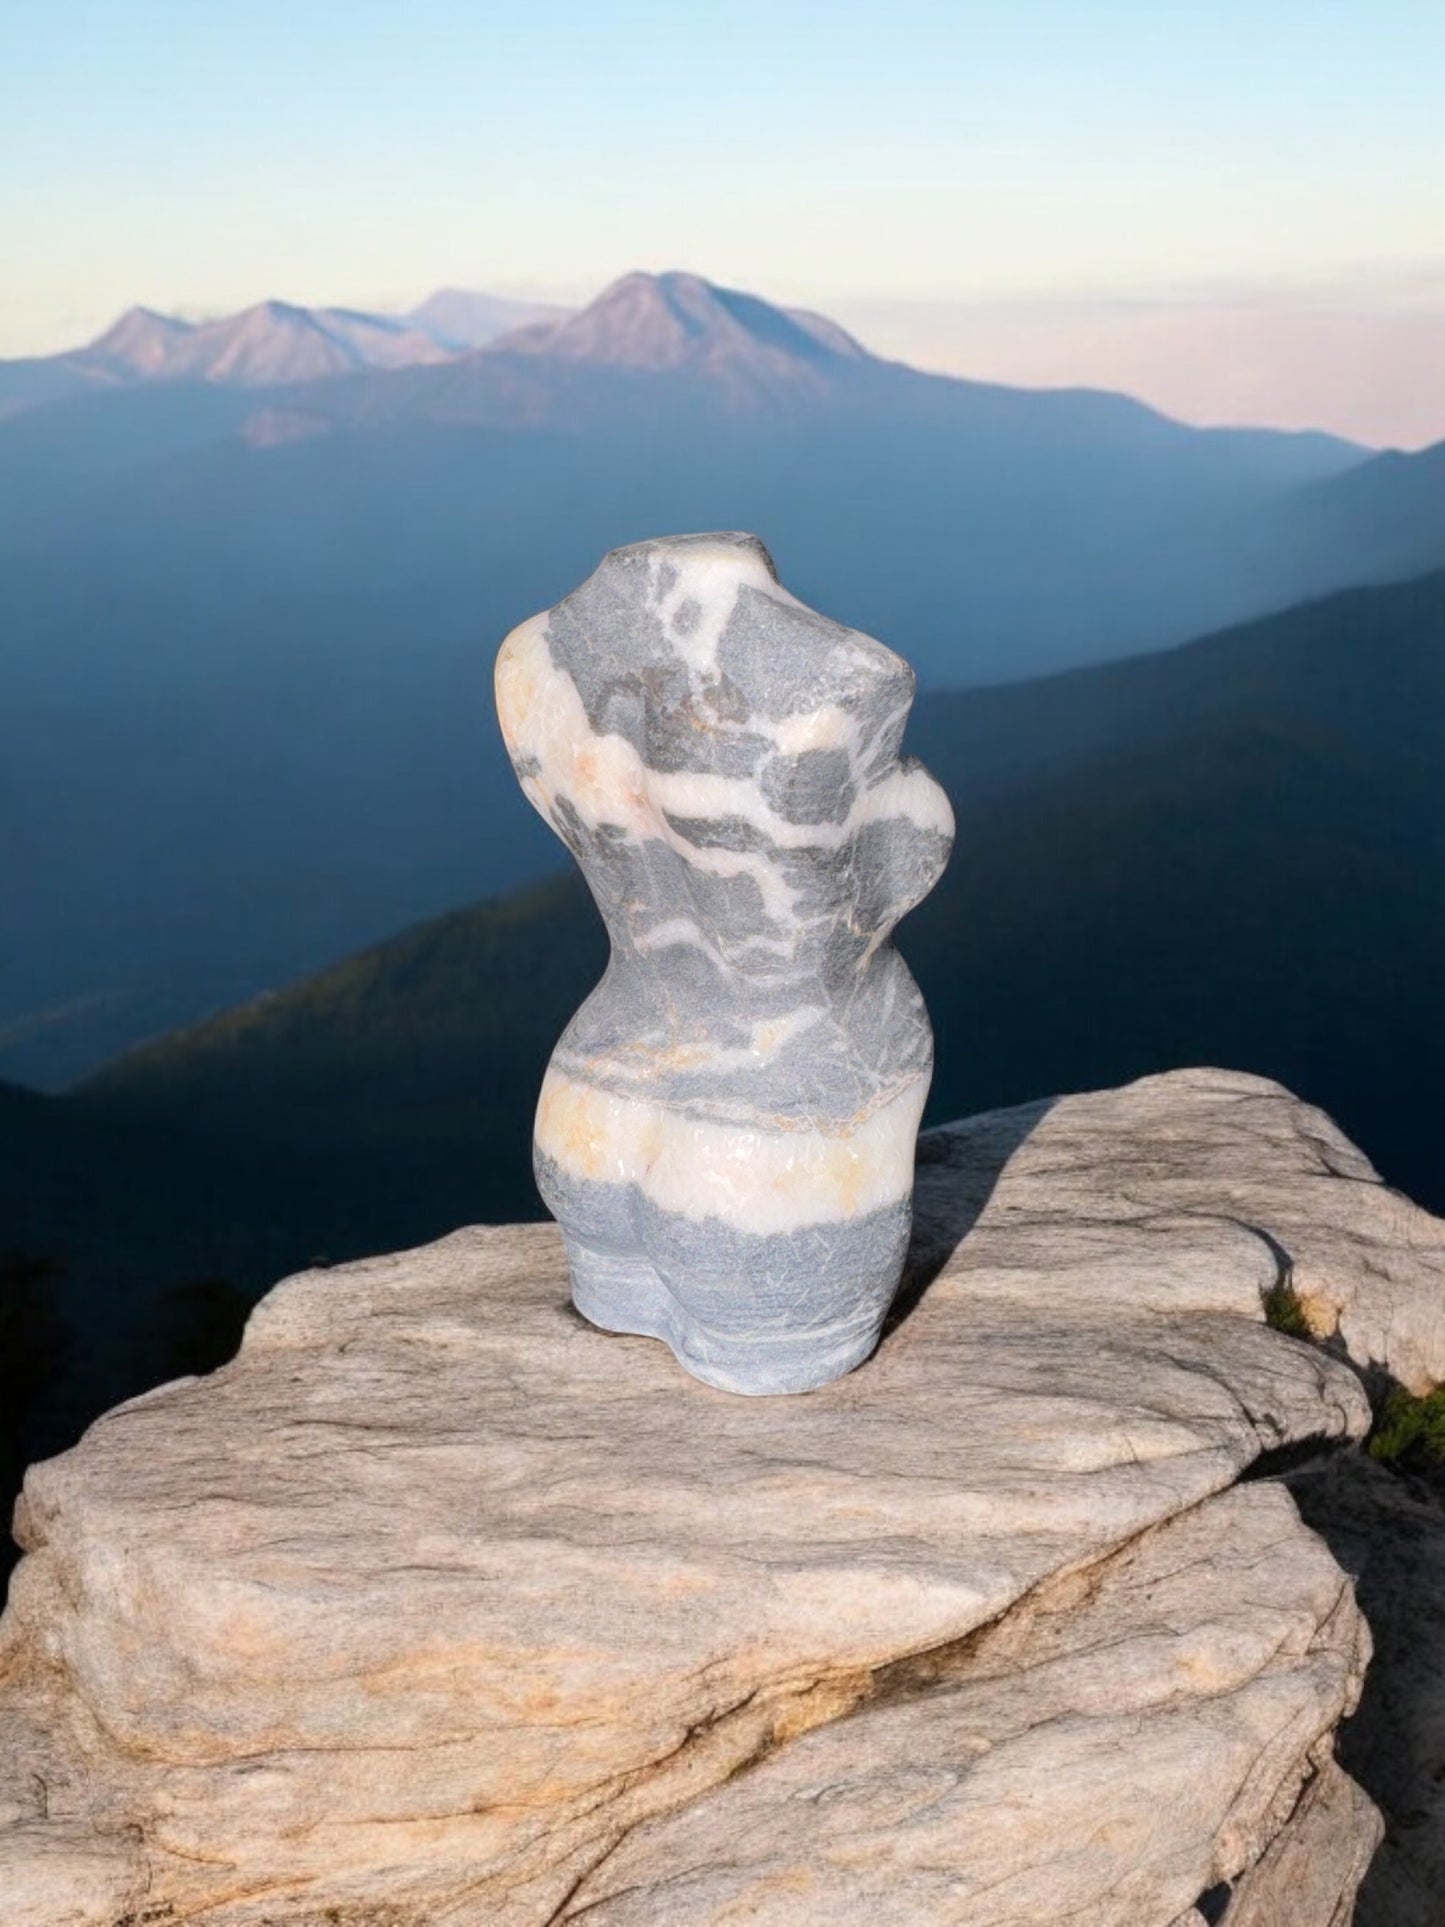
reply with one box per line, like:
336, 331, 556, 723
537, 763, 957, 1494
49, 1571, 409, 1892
3, 0, 1443, 364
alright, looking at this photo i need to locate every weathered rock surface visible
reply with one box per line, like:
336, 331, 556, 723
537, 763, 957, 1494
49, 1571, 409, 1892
910, 1067, 1445, 1392
557, 1483, 1372, 1925
1214, 1756, 1382, 1927
1, 1066, 1440, 1925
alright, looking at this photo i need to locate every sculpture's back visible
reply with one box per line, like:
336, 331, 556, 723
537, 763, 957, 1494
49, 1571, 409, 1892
496, 532, 954, 1392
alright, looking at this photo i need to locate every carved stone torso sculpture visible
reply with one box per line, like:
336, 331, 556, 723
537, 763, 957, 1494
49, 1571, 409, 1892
496, 533, 953, 1393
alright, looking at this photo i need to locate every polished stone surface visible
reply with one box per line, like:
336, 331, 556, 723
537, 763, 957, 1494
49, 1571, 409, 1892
496, 532, 953, 1392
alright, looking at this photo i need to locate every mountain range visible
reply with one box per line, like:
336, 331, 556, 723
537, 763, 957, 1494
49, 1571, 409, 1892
0, 289, 567, 417
2, 271, 1443, 1089
0, 276, 922, 414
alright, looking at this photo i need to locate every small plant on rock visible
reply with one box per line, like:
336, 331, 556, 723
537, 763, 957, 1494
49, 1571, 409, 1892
1369, 1386, 1445, 1471
1262, 1279, 1311, 1338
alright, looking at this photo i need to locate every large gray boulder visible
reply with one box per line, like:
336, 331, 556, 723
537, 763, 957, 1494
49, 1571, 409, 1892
1, 1066, 1440, 1925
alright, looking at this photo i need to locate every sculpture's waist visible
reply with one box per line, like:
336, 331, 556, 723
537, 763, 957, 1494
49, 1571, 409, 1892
547, 1023, 933, 1129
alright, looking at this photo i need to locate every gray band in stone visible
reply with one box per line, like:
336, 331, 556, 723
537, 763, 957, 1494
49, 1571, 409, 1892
542, 1153, 913, 1396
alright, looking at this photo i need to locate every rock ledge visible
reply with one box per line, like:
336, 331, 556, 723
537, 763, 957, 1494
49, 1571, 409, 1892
4, 1067, 1444, 1925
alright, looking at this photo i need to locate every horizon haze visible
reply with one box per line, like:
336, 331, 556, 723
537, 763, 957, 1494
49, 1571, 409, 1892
5, 1, 1445, 443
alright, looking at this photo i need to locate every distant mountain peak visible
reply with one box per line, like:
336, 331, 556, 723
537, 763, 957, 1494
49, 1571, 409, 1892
88, 306, 198, 376
491, 270, 871, 373
408, 288, 573, 349
67, 298, 466, 389
185, 302, 366, 384
243, 299, 317, 325
100, 304, 194, 336
224, 301, 330, 338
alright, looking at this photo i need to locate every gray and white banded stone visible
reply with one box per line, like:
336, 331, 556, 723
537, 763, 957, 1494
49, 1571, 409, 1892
495, 532, 953, 1393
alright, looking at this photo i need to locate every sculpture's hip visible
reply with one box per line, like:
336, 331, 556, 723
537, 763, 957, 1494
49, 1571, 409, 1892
533, 1063, 928, 1395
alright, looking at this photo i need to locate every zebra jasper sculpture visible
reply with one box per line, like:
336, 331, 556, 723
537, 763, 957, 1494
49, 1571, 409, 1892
495, 533, 954, 1394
